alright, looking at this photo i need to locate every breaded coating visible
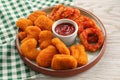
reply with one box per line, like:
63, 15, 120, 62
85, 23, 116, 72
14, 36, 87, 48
16, 18, 33, 31
25, 26, 41, 40
34, 15, 53, 31
49, 4, 65, 21
51, 54, 77, 70
39, 30, 53, 43
39, 40, 52, 50
20, 38, 39, 60
52, 38, 70, 55
69, 44, 88, 66
21, 37, 31, 44
67, 8, 81, 20
28, 10, 47, 22
18, 31, 27, 40
36, 45, 58, 68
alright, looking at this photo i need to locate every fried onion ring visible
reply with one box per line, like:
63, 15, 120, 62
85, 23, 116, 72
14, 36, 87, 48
87, 33, 98, 43
77, 16, 96, 34
75, 16, 99, 43
79, 28, 104, 52
67, 8, 81, 20
49, 4, 65, 21
60, 7, 74, 18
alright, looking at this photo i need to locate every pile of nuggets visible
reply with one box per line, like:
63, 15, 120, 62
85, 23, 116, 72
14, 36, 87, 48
16, 4, 104, 70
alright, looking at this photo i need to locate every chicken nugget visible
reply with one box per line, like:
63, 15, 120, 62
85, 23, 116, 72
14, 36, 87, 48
51, 54, 77, 70
18, 31, 27, 40
36, 45, 58, 68
39, 30, 53, 43
52, 38, 70, 55
39, 40, 52, 49
16, 18, 33, 31
69, 44, 88, 66
28, 10, 47, 22
25, 26, 41, 40
20, 38, 39, 60
34, 15, 53, 31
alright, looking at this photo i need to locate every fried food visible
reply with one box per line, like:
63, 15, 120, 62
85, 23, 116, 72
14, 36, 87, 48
28, 10, 47, 23
49, 4, 65, 21
21, 37, 30, 43
38, 30, 53, 49
25, 26, 41, 40
49, 4, 80, 21
67, 8, 81, 20
20, 38, 39, 60
75, 15, 99, 43
79, 28, 104, 52
38, 30, 53, 43
74, 15, 85, 24
16, 4, 105, 71
87, 33, 98, 43
18, 31, 27, 40
77, 16, 96, 34
52, 38, 70, 55
39, 40, 52, 49
51, 54, 77, 70
69, 44, 88, 66
34, 15, 53, 31
16, 18, 33, 31
36, 45, 58, 68
60, 7, 74, 18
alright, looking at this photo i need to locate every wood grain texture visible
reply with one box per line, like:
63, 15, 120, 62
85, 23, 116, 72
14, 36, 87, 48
27, 0, 120, 80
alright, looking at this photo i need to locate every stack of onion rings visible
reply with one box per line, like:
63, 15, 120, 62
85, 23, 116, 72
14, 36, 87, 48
74, 15, 99, 43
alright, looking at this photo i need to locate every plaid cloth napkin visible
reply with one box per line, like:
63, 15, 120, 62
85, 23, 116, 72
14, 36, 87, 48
0, 0, 73, 79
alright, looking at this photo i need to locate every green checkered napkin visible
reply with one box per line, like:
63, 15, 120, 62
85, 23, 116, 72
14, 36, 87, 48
0, 0, 73, 79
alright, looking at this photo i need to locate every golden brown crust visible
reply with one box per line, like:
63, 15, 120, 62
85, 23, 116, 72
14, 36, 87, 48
52, 38, 70, 55
79, 28, 104, 52
18, 31, 27, 40
25, 26, 41, 40
34, 15, 53, 31
69, 44, 88, 66
39, 40, 52, 50
16, 18, 33, 31
20, 38, 39, 60
49, 4, 65, 21
51, 54, 77, 70
38, 30, 53, 43
28, 10, 47, 22
36, 45, 58, 68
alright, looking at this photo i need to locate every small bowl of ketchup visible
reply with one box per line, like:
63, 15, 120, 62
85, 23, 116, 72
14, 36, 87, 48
52, 19, 78, 46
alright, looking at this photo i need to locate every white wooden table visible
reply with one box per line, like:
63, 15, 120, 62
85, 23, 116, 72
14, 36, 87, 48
29, 0, 120, 80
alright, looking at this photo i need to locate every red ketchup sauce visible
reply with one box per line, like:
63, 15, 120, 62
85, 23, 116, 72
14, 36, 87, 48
55, 23, 75, 36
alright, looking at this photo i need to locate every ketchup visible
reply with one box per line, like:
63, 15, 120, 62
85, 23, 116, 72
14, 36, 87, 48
55, 23, 75, 36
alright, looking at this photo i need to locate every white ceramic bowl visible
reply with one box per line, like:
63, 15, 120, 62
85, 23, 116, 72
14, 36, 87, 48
52, 19, 78, 46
